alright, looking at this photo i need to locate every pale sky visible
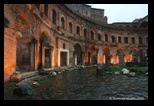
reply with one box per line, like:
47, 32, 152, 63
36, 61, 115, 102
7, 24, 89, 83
87, 4, 148, 24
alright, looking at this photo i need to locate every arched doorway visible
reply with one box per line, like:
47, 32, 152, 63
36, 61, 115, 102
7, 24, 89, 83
89, 46, 98, 64
103, 47, 111, 64
39, 30, 53, 68
117, 48, 125, 65
74, 43, 82, 65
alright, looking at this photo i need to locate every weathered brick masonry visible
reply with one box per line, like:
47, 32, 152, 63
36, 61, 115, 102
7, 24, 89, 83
4, 4, 148, 83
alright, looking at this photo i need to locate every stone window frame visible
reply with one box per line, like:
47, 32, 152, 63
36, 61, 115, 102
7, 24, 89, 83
76, 25, 81, 36
91, 31, 94, 40
60, 16, 65, 29
131, 37, 135, 44
118, 36, 121, 43
84, 28, 87, 38
98, 33, 101, 41
111, 36, 115, 43
105, 34, 108, 42
124, 37, 128, 44
68, 22, 73, 33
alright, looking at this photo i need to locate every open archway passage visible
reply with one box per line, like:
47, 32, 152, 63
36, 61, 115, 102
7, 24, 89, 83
74, 44, 82, 65
103, 48, 111, 64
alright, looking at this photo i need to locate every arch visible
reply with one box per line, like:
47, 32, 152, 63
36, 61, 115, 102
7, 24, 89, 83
105, 34, 108, 42
40, 30, 50, 42
140, 21, 148, 27
89, 45, 98, 64
111, 36, 115, 43
118, 36, 121, 43
103, 47, 111, 64
124, 37, 128, 44
69, 22, 73, 33
74, 43, 83, 65
131, 37, 135, 44
52, 9, 57, 25
42, 30, 50, 38
131, 49, 137, 55
98, 33, 101, 41
76, 25, 80, 36
117, 48, 124, 55
60, 17, 65, 29
91, 31, 94, 40
84, 28, 87, 38
117, 48, 125, 64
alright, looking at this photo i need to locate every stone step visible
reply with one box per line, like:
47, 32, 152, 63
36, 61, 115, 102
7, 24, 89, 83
21, 71, 39, 79
10, 71, 39, 82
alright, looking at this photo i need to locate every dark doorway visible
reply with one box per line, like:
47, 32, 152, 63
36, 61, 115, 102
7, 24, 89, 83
74, 44, 82, 65
60, 52, 67, 66
103, 48, 111, 64
16, 40, 31, 72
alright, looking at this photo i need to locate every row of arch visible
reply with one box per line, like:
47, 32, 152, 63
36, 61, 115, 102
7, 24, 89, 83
36, 4, 148, 45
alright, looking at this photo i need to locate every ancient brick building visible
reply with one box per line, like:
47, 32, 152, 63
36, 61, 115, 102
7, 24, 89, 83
4, 4, 148, 83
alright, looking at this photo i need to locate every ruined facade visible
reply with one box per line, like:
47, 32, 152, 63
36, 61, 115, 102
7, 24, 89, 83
4, 4, 148, 82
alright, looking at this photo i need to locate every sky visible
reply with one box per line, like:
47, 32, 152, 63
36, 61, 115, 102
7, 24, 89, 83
87, 4, 148, 24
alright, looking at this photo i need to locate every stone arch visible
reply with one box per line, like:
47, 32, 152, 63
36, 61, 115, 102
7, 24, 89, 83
117, 48, 125, 65
74, 43, 83, 65
39, 30, 53, 68
89, 45, 98, 64
97, 32, 102, 41
111, 36, 116, 43
90, 30, 94, 40
131, 37, 135, 44
68, 21, 73, 33
40, 30, 50, 42
76, 24, 81, 36
105, 34, 108, 42
60, 17, 65, 29
118, 36, 121, 43
140, 21, 148, 28
83, 28, 87, 38
103, 47, 111, 64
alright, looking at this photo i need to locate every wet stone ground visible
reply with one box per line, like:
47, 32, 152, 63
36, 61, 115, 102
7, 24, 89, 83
4, 67, 148, 100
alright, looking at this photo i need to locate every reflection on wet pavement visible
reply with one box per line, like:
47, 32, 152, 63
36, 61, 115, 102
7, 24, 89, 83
34, 67, 148, 100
